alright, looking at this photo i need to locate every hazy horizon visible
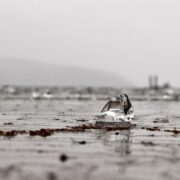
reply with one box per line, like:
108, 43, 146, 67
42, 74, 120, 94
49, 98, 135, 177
0, 0, 180, 87
0, 58, 131, 87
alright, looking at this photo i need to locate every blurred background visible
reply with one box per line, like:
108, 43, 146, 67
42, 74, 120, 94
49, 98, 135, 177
0, 0, 180, 87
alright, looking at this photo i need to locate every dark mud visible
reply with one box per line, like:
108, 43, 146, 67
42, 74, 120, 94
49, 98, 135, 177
164, 128, 180, 135
0, 130, 26, 137
0, 124, 133, 137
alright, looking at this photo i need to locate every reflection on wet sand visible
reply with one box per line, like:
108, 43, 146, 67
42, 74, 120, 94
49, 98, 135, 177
96, 129, 131, 173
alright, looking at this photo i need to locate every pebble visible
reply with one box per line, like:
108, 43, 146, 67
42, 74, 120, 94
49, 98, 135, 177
59, 154, 68, 162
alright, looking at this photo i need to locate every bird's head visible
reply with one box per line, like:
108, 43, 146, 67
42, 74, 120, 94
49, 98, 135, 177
118, 94, 132, 114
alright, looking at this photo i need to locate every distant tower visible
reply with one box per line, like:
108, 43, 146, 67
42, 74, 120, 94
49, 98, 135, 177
154, 75, 159, 90
148, 76, 153, 89
148, 75, 159, 90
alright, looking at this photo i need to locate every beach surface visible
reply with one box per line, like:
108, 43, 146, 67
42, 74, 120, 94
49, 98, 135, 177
0, 97, 180, 180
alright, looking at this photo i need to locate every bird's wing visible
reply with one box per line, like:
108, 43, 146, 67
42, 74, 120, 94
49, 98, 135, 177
101, 101, 111, 112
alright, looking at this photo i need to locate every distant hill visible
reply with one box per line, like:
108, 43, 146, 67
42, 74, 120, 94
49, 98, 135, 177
0, 58, 129, 87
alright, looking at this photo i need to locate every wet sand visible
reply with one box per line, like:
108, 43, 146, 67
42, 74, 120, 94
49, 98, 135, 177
0, 98, 180, 180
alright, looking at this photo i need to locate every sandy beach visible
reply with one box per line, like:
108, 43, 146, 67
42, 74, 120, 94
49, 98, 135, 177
0, 95, 180, 180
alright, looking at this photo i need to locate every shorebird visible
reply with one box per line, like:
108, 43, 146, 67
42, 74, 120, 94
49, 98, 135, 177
100, 94, 134, 122
102, 94, 132, 114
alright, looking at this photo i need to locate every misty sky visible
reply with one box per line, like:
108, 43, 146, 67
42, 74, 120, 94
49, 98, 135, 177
0, 0, 180, 86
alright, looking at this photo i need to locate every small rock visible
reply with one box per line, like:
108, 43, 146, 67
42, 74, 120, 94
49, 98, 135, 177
78, 141, 86, 145
59, 154, 68, 162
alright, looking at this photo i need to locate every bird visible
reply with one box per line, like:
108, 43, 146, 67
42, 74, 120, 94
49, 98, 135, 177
99, 94, 134, 122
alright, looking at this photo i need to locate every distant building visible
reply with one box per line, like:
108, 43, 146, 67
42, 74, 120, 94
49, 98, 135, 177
148, 75, 159, 90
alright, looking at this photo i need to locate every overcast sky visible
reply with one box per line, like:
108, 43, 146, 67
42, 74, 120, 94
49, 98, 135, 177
0, 0, 180, 87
